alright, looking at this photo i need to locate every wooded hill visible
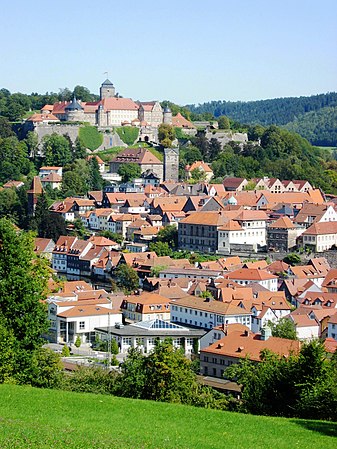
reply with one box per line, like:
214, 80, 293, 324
187, 92, 337, 146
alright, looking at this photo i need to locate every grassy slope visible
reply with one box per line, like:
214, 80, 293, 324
0, 385, 336, 449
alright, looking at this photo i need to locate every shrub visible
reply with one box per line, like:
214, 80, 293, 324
61, 345, 70, 357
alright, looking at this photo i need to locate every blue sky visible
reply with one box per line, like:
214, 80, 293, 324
1, 0, 336, 104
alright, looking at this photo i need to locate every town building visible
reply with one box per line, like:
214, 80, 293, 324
170, 296, 252, 330
200, 327, 301, 378
95, 319, 205, 355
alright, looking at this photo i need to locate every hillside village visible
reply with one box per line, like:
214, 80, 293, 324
25, 161, 337, 387
3, 79, 337, 376
2, 76, 337, 408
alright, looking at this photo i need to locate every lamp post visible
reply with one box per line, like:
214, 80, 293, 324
107, 297, 112, 370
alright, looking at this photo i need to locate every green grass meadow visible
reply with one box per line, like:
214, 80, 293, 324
0, 385, 336, 449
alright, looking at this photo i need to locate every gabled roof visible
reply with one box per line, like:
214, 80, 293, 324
102, 97, 139, 111
218, 220, 243, 231
28, 176, 43, 195
26, 113, 59, 122
186, 161, 213, 173
171, 295, 251, 316
58, 304, 118, 318
267, 260, 290, 274
111, 147, 162, 165
269, 216, 296, 229
223, 177, 247, 189
235, 210, 268, 221
180, 211, 234, 227
172, 113, 195, 128
88, 236, 118, 246
41, 173, 62, 182
322, 269, 337, 289
303, 222, 337, 236
226, 268, 277, 281
202, 330, 301, 361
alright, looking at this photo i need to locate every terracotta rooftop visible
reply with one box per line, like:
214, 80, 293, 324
202, 330, 301, 362
226, 268, 277, 281
269, 216, 296, 229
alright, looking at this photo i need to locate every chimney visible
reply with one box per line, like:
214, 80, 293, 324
260, 325, 272, 341
237, 346, 244, 352
222, 323, 228, 336
244, 329, 249, 337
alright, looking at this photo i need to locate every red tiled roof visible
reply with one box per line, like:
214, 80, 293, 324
172, 113, 195, 128
269, 216, 296, 229
227, 268, 277, 281
102, 97, 139, 111
202, 330, 301, 361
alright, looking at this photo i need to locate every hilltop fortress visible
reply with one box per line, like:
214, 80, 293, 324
28, 79, 180, 129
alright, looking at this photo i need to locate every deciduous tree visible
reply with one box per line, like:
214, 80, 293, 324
115, 264, 139, 294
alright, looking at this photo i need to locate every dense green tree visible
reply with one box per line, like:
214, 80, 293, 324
41, 213, 67, 242
0, 219, 49, 351
42, 133, 72, 166
0, 136, 31, 183
149, 241, 173, 256
111, 338, 119, 355
72, 85, 98, 102
208, 138, 222, 161
0, 188, 20, 221
24, 131, 39, 159
181, 145, 202, 165
283, 253, 301, 265
73, 136, 87, 160
158, 124, 175, 148
156, 224, 178, 248
0, 316, 17, 382
0, 117, 14, 138
58, 87, 72, 101
193, 134, 210, 160
225, 340, 337, 419
268, 318, 297, 340
118, 163, 141, 183
160, 101, 191, 120
61, 171, 87, 196
248, 124, 265, 141
217, 115, 230, 130
144, 339, 199, 403
115, 347, 147, 399
115, 339, 229, 409
189, 167, 207, 183
69, 218, 89, 238
115, 264, 139, 294
30, 194, 66, 241
88, 156, 104, 190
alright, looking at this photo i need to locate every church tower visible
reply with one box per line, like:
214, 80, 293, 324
100, 79, 116, 100
164, 147, 179, 182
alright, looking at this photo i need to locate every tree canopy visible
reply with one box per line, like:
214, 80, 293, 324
118, 163, 141, 183
115, 264, 139, 294
158, 124, 175, 148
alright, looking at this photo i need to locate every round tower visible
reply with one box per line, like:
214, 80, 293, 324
65, 97, 85, 121
163, 106, 172, 125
